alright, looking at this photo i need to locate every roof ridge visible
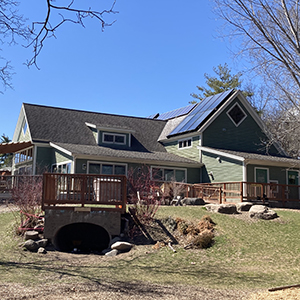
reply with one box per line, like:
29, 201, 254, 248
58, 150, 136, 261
23, 103, 167, 122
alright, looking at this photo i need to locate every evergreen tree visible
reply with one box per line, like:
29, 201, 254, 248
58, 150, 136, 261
0, 134, 12, 168
190, 63, 253, 102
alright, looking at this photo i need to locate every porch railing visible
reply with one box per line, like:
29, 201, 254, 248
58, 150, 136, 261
42, 173, 127, 213
187, 181, 300, 206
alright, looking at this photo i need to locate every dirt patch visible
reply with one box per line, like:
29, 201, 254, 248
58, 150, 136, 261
247, 287, 300, 300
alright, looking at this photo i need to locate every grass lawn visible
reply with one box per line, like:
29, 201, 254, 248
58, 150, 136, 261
0, 206, 299, 291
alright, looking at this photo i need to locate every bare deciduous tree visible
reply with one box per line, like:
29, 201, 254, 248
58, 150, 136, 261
213, 0, 300, 156
0, 0, 117, 90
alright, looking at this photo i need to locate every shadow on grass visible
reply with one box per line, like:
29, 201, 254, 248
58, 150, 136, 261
0, 259, 258, 298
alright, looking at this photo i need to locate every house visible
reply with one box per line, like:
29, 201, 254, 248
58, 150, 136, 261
1, 89, 299, 188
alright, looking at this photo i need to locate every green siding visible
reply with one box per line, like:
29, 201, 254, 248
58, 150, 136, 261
36, 147, 54, 173
201, 151, 243, 183
54, 150, 72, 164
163, 135, 201, 161
203, 98, 279, 155
247, 164, 287, 184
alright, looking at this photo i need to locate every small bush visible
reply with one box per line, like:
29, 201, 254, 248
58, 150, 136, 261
192, 229, 215, 249
11, 176, 43, 234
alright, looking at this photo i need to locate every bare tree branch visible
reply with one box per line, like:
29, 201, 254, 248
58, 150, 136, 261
213, 0, 300, 156
25, 0, 118, 68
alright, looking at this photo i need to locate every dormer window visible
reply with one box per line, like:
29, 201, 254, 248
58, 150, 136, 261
178, 138, 192, 149
103, 132, 126, 145
227, 103, 247, 127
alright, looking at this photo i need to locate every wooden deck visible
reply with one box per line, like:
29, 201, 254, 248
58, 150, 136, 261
42, 173, 127, 213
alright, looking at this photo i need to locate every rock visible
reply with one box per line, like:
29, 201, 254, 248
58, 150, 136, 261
33, 224, 44, 232
105, 249, 119, 257
170, 199, 182, 206
204, 204, 219, 212
23, 239, 38, 251
181, 198, 206, 206
249, 205, 278, 220
37, 247, 47, 254
217, 204, 238, 214
236, 202, 253, 212
204, 204, 237, 214
111, 241, 133, 251
36, 239, 48, 248
24, 230, 39, 241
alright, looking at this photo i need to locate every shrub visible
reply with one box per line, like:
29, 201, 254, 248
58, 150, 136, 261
127, 166, 161, 225
11, 176, 43, 234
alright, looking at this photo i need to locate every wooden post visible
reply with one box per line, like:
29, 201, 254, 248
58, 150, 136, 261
240, 182, 243, 202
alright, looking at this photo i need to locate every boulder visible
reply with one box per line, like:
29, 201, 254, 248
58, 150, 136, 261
205, 204, 237, 214
236, 202, 253, 212
24, 230, 39, 241
217, 204, 238, 214
37, 247, 47, 254
111, 241, 133, 251
249, 205, 278, 220
181, 198, 206, 206
204, 204, 220, 213
36, 239, 48, 248
105, 249, 119, 257
23, 239, 38, 251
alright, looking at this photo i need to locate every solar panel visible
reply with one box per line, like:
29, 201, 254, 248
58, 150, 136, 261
147, 104, 196, 120
169, 89, 235, 136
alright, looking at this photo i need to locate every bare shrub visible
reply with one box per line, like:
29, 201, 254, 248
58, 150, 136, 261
161, 178, 186, 203
192, 230, 215, 249
127, 166, 161, 225
11, 176, 43, 234
179, 215, 216, 249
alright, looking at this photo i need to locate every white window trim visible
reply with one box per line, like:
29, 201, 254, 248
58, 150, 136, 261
254, 167, 269, 183
87, 161, 128, 176
226, 102, 247, 127
102, 132, 126, 145
150, 166, 187, 182
51, 160, 72, 173
178, 138, 192, 150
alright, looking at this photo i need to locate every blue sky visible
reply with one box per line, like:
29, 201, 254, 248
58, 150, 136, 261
1, 1, 244, 139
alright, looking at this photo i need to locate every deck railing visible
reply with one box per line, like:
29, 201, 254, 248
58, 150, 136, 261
188, 181, 300, 206
42, 173, 127, 213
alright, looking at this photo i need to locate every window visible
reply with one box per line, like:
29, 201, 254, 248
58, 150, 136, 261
14, 147, 33, 164
52, 162, 71, 174
151, 167, 187, 182
88, 162, 127, 175
102, 133, 126, 145
178, 138, 192, 149
227, 103, 247, 126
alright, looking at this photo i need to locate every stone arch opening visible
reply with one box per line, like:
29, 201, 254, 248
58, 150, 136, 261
53, 222, 110, 253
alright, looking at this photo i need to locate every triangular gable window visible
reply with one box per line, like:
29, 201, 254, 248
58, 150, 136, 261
227, 103, 247, 127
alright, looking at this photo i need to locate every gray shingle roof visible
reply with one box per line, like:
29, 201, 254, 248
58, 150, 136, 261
203, 147, 300, 165
24, 103, 167, 152
53, 142, 200, 165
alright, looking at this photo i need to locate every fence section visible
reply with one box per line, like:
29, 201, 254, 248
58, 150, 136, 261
187, 181, 300, 207
42, 173, 127, 213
